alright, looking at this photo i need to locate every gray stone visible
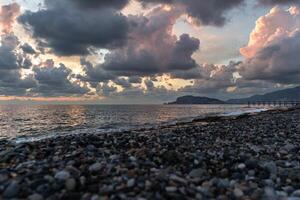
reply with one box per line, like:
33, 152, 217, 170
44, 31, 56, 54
28, 193, 44, 200
264, 187, 276, 198
65, 178, 76, 191
292, 190, 300, 197
262, 161, 277, 176
217, 179, 230, 189
89, 163, 102, 172
237, 163, 246, 170
233, 188, 244, 198
80, 176, 86, 186
55, 170, 71, 180
189, 169, 206, 178
166, 186, 177, 193
3, 181, 20, 198
91, 195, 100, 200
288, 198, 300, 200
169, 174, 187, 184
127, 178, 135, 188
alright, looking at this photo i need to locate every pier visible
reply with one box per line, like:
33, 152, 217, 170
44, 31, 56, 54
247, 101, 300, 107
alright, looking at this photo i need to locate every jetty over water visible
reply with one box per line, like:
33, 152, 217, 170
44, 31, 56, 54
247, 101, 300, 107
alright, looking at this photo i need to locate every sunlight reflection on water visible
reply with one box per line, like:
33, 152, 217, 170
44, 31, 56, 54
0, 104, 266, 140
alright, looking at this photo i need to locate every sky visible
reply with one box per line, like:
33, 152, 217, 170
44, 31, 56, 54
0, 0, 299, 104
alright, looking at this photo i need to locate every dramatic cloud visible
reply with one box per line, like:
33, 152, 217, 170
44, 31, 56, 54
72, 0, 129, 9
139, 0, 245, 26
0, 34, 20, 70
0, 3, 37, 96
81, 6, 200, 87
239, 6, 300, 84
18, 0, 129, 56
179, 62, 239, 95
0, 70, 36, 96
240, 6, 300, 58
96, 83, 117, 97
128, 76, 142, 84
31, 60, 89, 96
2, 0, 300, 101
257, 0, 300, 6
0, 3, 20, 34
0, 33, 35, 71
79, 59, 116, 87
114, 78, 133, 89
17, 0, 245, 56
0, 34, 36, 96
21, 43, 36, 54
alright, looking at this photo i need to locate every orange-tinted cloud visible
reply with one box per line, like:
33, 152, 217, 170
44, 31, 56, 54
238, 6, 300, 84
0, 3, 20, 34
240, 6, 300, 58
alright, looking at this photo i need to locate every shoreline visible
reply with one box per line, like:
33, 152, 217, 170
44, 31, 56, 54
1, 107, 300, 199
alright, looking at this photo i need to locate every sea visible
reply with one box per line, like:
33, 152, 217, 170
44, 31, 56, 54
0, 104, 269, 143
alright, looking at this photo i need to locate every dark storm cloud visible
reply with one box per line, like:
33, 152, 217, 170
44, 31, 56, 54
114, 78, 132, 88
170, 67, 202, 80
17, 0, 246, 57
18, 57, 32, 69
0, 72, 36, 96
78, 59, 116, 87
0, 34, 35, 71
80, 7, 200, 87
138, 0, 245, 26
31, 60, 89, 96
128, 76, 142, 84
180, 0, 245, 26
96, 83, 117, 97
167, 34, 200, 70
18, 1, 129, 56
101, 8, 199, 76
0, 62, 36, 96
257, 0, 300, 5
0, 34, 20, 70
21, 43, 36, 54
144, 79, 155, 90
179, 61, 239, 94
72, 0, 129, 9
0, 2, 37, 97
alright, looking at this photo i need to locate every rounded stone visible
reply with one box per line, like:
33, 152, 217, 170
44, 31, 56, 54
166, 186, 177, 193
55, 170, 71, 181
233, 188, 244, 198
292, 190, 300, 197
127, 178, 135, 188
65, 178, 76, 191
28, 193, 44, 200
88, 163, 102, 172
3, 181, 20, 198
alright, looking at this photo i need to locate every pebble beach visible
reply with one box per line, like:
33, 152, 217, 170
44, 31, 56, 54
1, 108, 300, 200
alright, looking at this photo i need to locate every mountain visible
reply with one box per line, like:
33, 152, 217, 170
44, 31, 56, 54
167, 86, 300, 105
227, 86, 300, 104
167, 95, 226, 105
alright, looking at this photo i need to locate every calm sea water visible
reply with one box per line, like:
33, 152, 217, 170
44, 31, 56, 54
0, 104, 265, 142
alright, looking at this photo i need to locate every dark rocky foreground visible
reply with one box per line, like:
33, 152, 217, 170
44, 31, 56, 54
1, 108, 300, 200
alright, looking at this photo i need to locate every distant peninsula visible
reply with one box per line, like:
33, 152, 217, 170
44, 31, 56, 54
167, 95, 226, 105
167, 85, 300, 105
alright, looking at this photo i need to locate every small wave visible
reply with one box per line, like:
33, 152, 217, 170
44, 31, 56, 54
220, 108, 269, 117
